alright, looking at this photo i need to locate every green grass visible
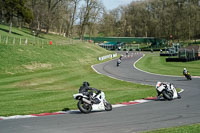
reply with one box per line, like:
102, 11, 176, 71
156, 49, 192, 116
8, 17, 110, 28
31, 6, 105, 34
0, 44, 155, 116
0, 24, 76, 45
136, 52, 200, 76
0, 24, 155, 116
142, 123, 200, 133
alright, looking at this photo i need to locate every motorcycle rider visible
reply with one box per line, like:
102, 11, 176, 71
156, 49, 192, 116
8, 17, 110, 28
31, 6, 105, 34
156, 81, 164, 99
79, 82, 101, 101
156, 81, 181, 100
117, 58, 121, 66
126, 51, 129, 56
183, 68, 188, 75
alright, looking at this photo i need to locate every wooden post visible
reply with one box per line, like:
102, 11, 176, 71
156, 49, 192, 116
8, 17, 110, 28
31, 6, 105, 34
6, 36, 8, 44
41, 40, 43, 48
20, 38, 21, 45
25, 38, 28, 45
13, 37, 15, 45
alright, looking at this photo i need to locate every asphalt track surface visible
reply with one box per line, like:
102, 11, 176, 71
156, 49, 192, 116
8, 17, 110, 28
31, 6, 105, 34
0, 52, 200, 133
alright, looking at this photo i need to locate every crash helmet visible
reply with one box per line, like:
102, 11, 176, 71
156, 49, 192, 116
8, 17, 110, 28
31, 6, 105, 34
156, 82, 161, 88
184, 68, 187, 71
83, 81, 90, 87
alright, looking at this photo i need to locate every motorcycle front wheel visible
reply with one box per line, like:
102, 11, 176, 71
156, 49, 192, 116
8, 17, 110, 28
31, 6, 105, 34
104, 101, 112, 111
77, 100, 92, 113
162, 90, 173, 100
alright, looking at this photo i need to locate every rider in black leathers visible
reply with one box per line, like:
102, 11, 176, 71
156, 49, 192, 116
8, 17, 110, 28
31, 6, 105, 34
79, 82, 101, 100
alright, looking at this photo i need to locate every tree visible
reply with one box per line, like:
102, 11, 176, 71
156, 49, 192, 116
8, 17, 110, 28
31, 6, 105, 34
1, 0, 33, 33
45, 0, 63, 33
99, 0, 200, 41
68, 0, 81, 37
99, 9, 120, 36
0, 0, 3, 21
79, 0, 103, 39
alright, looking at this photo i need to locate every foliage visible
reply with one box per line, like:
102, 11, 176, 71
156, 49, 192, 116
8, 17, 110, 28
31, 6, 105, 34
1, 0, 33, 23
1, 0, 200, 41
99, 0, 200, 40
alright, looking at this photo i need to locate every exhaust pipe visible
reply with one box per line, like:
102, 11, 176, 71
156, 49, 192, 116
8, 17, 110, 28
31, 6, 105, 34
82, 98, 92, 105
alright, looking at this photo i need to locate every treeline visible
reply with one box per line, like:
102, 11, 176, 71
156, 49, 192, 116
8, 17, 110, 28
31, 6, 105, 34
0, 0, 104, 39
0, 0, 200, 40
100, 0, 200, 40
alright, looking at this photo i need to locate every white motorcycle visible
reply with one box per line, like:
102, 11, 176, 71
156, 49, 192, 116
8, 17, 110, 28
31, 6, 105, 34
73, 91, 112, 113
156, 82, 181, 100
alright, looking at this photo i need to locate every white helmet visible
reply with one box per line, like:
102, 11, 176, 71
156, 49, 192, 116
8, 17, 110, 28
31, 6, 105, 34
156, 82, 161, 88
184, 68, 187, 71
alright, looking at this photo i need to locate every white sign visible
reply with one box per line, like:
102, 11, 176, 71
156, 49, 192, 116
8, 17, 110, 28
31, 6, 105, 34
98, 53, 118, 61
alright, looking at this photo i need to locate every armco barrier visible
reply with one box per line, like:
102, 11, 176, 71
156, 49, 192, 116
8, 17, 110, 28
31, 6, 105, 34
98, 53, 117, 61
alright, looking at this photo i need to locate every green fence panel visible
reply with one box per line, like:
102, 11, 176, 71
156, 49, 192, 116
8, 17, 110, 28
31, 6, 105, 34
82, 37, 167, 47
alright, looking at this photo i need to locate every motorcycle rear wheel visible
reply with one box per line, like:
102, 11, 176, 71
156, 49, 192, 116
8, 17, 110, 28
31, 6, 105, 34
162, 90, 173, 100
77, 100, 92, 113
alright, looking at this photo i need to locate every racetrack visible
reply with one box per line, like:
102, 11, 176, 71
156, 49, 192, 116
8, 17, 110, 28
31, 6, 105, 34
0, 52, 200, 133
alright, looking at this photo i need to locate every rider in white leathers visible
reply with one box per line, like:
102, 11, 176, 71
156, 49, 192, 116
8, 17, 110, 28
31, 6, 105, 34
156, 82, 181, 100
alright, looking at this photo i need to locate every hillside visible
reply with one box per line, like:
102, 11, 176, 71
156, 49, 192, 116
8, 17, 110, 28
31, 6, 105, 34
0, 25, 155, 116
0, 42, 111, 76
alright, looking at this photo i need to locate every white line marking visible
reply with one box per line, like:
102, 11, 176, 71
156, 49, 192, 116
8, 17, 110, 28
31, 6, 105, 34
0, 115, 36, 120
179, 89, 184, 93
134, 99, 151, 103
133, 54, 200, 78
112, 104, 127, 108
133, 54, 182, 78
91, 56, 151, 86
91, 65, 101, 74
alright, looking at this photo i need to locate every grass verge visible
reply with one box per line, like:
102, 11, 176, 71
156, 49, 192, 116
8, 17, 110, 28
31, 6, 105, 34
135, 52, 200, 76
142, 123, 200, 133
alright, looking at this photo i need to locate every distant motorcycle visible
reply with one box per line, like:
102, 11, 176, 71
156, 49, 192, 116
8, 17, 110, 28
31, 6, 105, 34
184, 72, 192, 80
156, 82, 181, 100
73, 91, 112, 113
117, 59, 121, 67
